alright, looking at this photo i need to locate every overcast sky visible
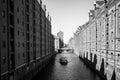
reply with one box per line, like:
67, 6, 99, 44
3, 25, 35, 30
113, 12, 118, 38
41, 0, 95, 43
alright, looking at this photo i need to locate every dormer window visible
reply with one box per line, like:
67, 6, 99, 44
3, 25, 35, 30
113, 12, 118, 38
118, 4, 120, 7
1, 10, 5, 17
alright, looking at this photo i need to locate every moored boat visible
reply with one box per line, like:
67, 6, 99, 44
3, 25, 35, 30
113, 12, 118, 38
59, 57, 68, 65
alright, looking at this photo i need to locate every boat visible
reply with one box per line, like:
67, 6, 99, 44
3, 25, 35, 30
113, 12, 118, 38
59, 57, 68, 65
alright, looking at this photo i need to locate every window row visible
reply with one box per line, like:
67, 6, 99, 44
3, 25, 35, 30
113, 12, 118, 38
17, 42, 25, 47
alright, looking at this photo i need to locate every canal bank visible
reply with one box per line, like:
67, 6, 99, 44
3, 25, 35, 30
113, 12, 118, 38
79, 56, 107, 80
22, 53, 56, 80
32, 53, 103, 80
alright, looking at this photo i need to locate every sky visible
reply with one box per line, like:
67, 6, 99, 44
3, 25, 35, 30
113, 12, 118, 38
41, 0, 95, 43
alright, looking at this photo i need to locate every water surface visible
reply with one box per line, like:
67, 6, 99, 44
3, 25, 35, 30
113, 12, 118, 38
33, 52, 102, 80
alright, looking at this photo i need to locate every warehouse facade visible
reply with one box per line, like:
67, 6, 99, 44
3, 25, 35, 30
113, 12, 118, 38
0, 0, 55, 80
74, 0, 120, 80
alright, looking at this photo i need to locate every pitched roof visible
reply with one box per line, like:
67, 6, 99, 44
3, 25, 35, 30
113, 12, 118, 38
96, 1, 104, 6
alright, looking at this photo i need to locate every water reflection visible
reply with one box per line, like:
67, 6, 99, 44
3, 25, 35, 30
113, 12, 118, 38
33, 52, 102, 80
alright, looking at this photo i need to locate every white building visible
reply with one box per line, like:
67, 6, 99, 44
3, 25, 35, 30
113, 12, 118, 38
54, 35, 60, 52
73, 0, 120, 80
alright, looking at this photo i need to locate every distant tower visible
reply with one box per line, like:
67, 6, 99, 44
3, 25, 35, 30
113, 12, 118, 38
57, 31, 64, 41
57, 31, 64, 48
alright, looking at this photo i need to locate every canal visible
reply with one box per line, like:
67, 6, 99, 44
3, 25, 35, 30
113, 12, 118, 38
32, 52, 102, 80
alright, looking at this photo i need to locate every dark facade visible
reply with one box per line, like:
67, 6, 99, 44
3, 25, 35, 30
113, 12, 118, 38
57, 31, 64, 48
59, 39, 64, 48
0, 0, 55, 80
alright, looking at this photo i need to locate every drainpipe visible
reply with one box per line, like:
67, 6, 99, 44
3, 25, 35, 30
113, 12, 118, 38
112, 1, 117, 72
104, 0, 108, 78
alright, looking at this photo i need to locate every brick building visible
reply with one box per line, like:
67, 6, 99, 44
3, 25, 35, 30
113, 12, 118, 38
74, 0, 120, 80
0, 0, 55, 80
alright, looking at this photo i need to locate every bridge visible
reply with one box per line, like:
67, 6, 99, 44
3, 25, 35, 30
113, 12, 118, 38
57, 47, 74, 53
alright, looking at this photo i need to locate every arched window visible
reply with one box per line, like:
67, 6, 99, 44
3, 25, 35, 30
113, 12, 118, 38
111, 53, 113, 60
117, 54, 120, 62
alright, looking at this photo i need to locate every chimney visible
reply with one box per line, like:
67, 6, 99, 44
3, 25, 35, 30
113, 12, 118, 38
40, 0, 42, 5
94, 2, 97, 10
94, 2, 100, 10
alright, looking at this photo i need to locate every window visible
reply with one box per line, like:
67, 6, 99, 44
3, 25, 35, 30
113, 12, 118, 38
31, 43, 32, 47
3, 41, 6, 48
107, 23, 109, 26
117, 54, 120, 62
3, 0, 5, 3
111, 53, 113, 60
17, 7, 19, 12
27, 43, 30, 50
18, 53, 20, 59
22, 10, 24, 16
33, 0, 35, 3
111, 14, 114, 29
10, 27, 14, 39
90, 53, 92, 61
117, 68, 120, 73
3, 25, 6, 33
18, 42, 20, 47
110, 32, 114, 39
26, 5, 29, 12
106, 42, 109, 44
2, 56, 6, 63
22, 0, 24, 4
22, 43, 24, 47
111, 40, 113, 42
17, 30, 20, 35
17, 18, 19, 24
22, 21, 24, 26
26, 15, 29, 22
27, 24, 29, 31
22, 32, 24, 36
22, 53, 25, 57
106, 32, 109, 35
33, 12, 35, 18
119, 69, 120, 73
26, 33, 29, 41
10, 41, 14, 52
106, 62, 108, 66
118, 4, 120, 7
1, 10, 5, 17
102, 51, 104, 54
106, 51, 108, 54
26, 0, 29, 3
33, 20, 35, 26
10, 14, 14, 25
118, 39, 120, 42
10, 0, 14, 12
